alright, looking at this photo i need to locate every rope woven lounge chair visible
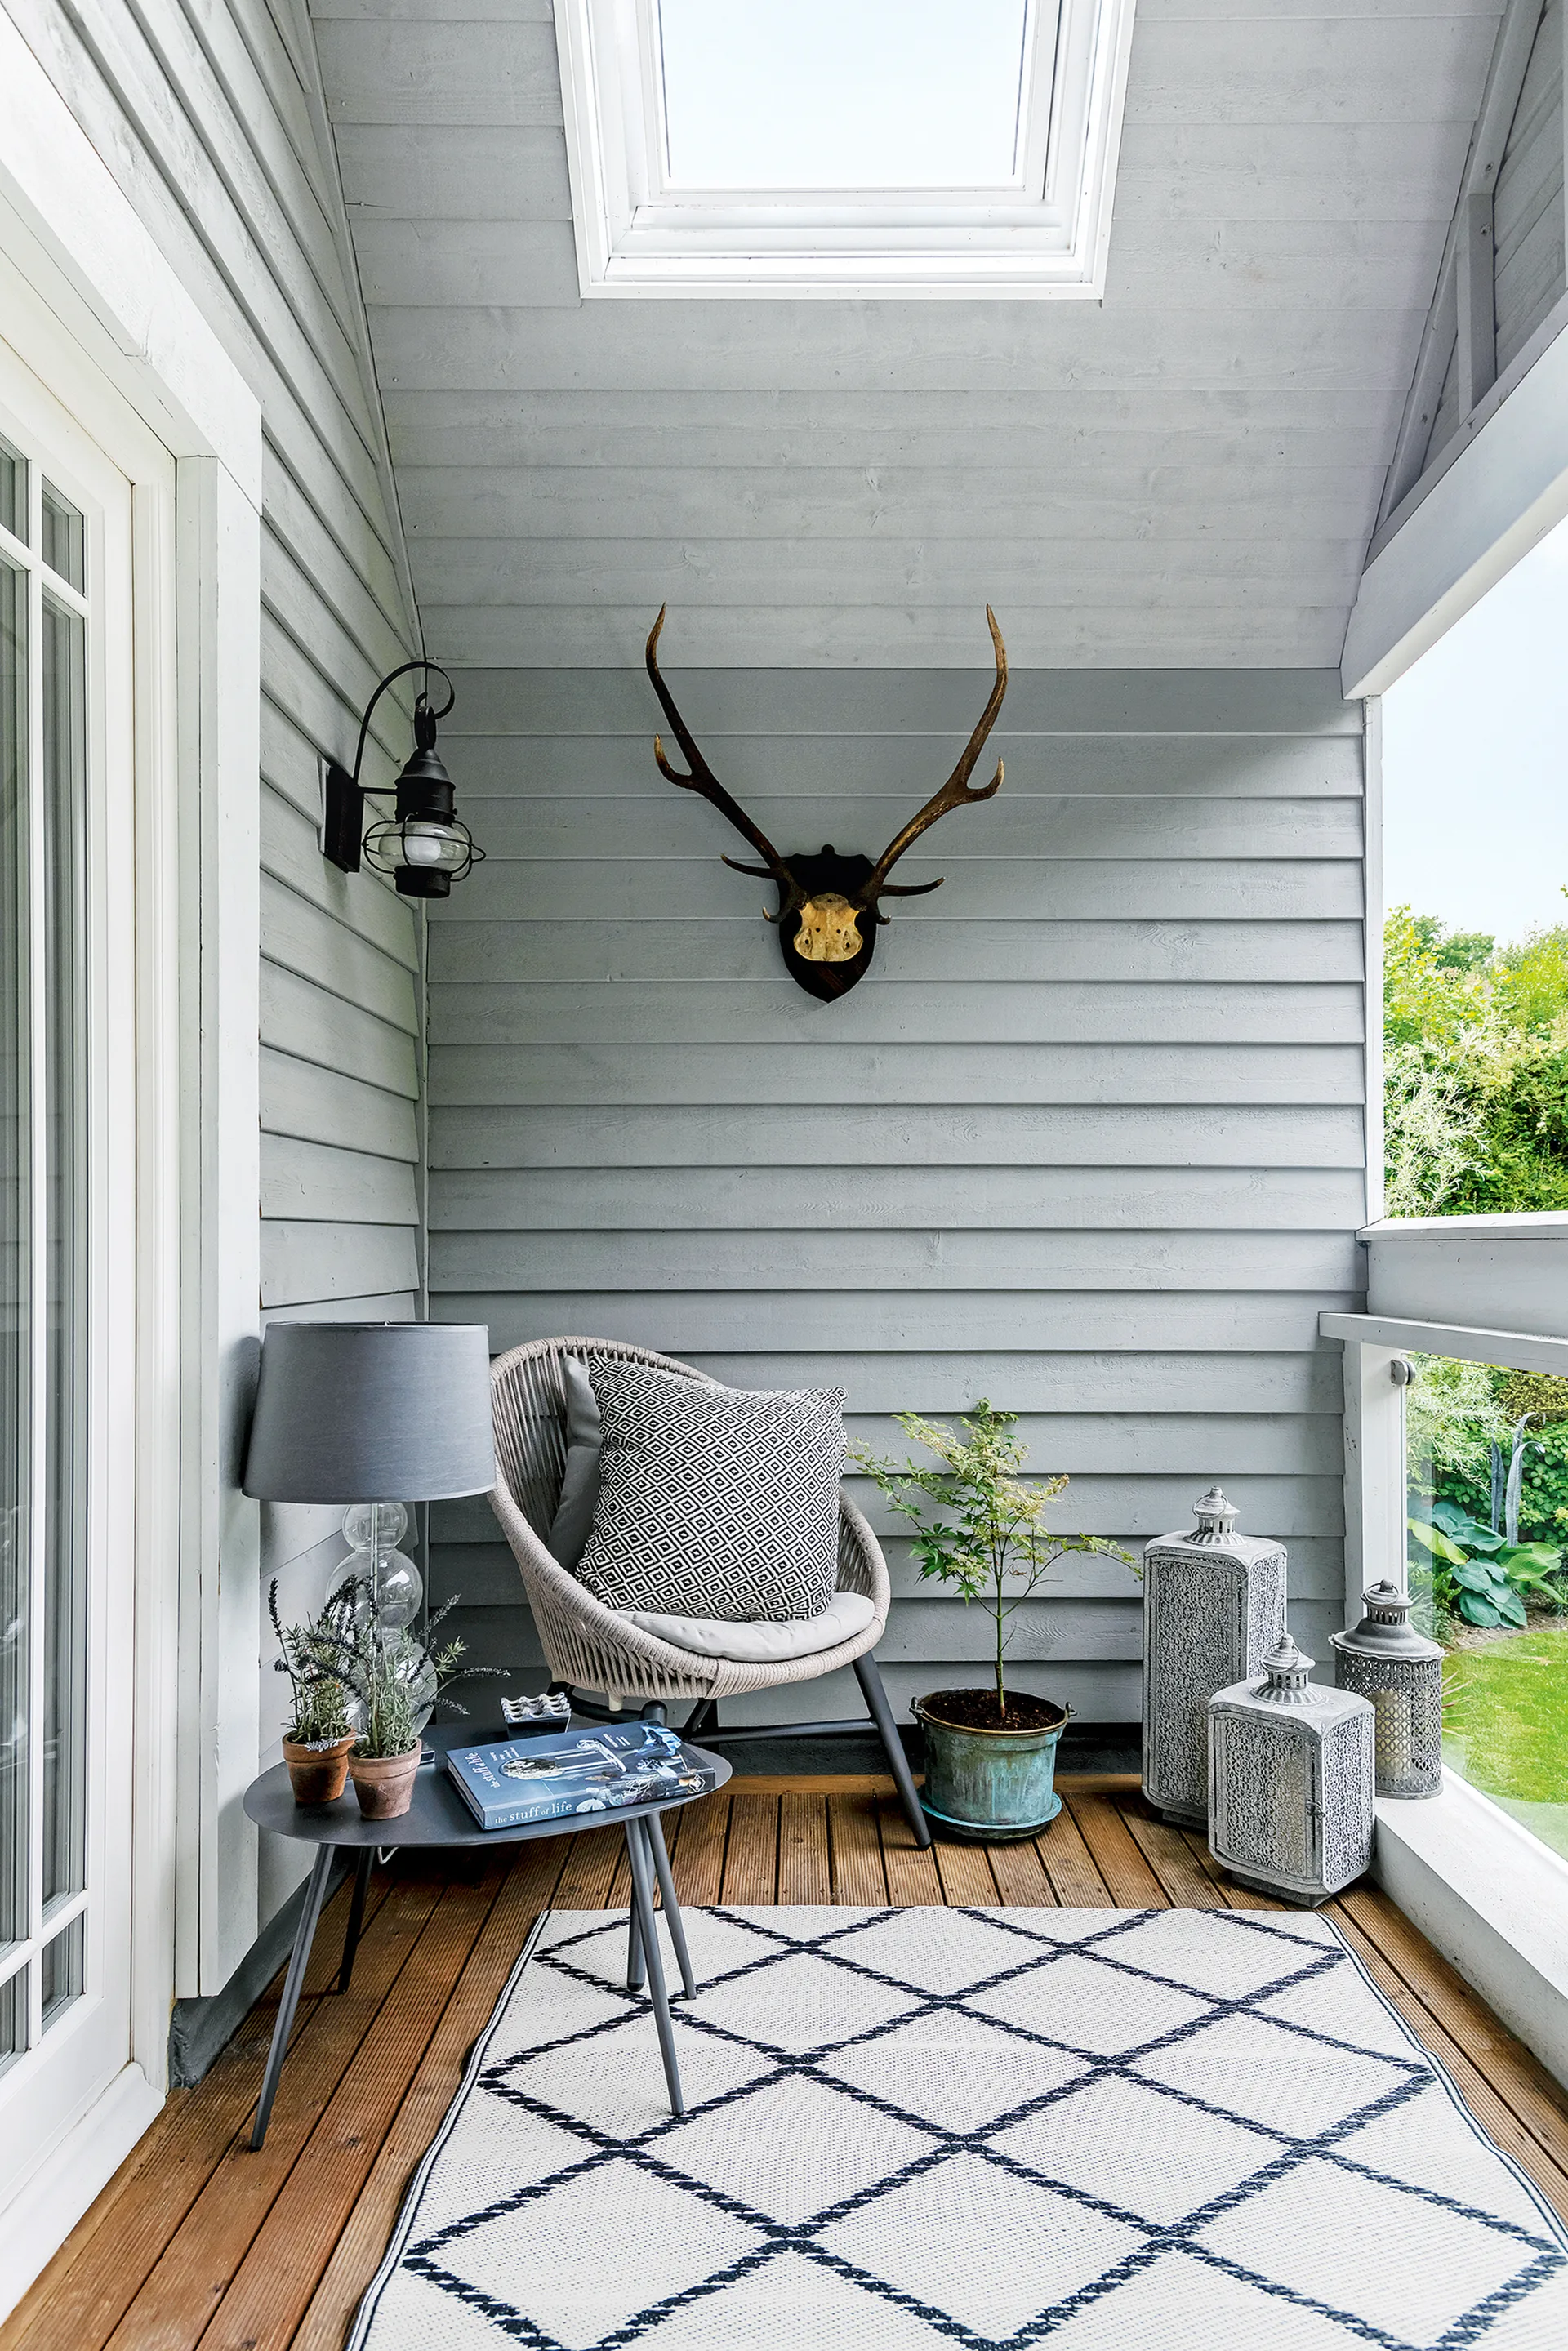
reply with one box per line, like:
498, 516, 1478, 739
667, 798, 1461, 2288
488, 1335, 931, 1847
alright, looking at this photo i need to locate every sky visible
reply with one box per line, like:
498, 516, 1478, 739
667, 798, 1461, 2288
1383, 509, 1568, 950
657, 0, 1030, 189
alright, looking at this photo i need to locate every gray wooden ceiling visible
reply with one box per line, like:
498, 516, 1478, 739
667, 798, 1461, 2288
316, 0, 1503, 668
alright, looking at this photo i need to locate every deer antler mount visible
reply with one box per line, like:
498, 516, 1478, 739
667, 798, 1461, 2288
644, 607, 1007, 1002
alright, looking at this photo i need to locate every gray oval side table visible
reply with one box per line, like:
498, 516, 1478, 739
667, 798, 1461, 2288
242, 1720, 730, 2148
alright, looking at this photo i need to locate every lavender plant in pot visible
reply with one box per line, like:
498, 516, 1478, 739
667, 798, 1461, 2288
313, 1586, 497, 1820
270, 1583, 357, 1804
854, 1402, 1128, 1841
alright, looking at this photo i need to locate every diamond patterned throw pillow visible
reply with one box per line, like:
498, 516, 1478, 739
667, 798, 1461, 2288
572, 1361, 844, 1621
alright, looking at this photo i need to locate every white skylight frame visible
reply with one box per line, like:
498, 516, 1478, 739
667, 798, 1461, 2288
554, 0, 1138, 299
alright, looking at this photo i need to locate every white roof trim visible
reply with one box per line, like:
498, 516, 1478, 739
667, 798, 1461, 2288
555, 0, 1138, 299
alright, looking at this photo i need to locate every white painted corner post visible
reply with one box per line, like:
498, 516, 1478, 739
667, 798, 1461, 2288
176, 456, 262, 1995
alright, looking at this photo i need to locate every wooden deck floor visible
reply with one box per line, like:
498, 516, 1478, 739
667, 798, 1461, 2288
7, 1773, 1568, 2350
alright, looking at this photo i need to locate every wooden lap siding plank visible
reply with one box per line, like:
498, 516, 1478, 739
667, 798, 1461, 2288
826, 1793, 889, 1906
193, 1868, 508, 2351
100, 1878, 443, 2351
289, 1841, 570, 2351
722, 1797, 781, 1906
1062, 1793, 1170, 1908
779, 1794, 831, 1905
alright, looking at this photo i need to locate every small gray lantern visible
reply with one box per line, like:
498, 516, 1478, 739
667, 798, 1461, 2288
1142, 1486, 1286, 1826
1330, 1580, 1445, 1801
1209, 1635, 1375, 1907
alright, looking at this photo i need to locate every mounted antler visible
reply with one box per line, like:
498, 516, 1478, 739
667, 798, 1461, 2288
645, 606, 800, 922
644, 605, 1007, 1001
854, 606, 1008, 917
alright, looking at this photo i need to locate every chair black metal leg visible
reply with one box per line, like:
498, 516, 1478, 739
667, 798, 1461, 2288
683, 1698, 719, 1739
336, 1850, 374, 1994
252, 1846, 334, 2151
645, 1810, 697, 1997
854, 1651, 932, 1850
625, 1818, 684, 2117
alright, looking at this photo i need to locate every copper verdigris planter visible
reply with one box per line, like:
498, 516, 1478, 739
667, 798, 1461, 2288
913, 1694, 1069, 1842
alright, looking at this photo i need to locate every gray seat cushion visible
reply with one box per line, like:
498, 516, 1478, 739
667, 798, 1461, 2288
626, 1590, 876, 1661
573, 1358, 844, 1621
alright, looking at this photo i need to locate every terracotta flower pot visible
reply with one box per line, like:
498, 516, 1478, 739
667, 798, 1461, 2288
349, 1745, 421, 1821
283, 1733, 355, 1806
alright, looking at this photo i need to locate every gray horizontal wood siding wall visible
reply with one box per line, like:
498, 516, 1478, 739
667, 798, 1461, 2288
11, 0, 422, 1912
427, 665, 1367, 1725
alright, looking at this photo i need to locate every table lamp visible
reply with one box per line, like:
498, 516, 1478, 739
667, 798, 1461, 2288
243, 1321, 495, 1637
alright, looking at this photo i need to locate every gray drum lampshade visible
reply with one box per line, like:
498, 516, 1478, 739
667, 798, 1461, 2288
242, 1322, 495, 1503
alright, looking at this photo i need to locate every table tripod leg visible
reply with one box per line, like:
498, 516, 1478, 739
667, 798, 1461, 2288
645, 1812, 696, 1997
626, 1889, 645, 1992
625, 1818, 684, 2118
252, 1846, 333, 2152
337, 1850, 374, 1994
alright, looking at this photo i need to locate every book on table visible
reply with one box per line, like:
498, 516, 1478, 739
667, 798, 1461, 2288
446, 1721, 719, 1831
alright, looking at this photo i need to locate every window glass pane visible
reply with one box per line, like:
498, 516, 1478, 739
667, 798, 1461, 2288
0, 439, 22, 544
39, 1912, 82, 2028
40, 483, 84, 596
657, 0, 1031, 189
0, 558, 27, 1953
0, 1966, 22, 2076
41, 596, 87, 1911
1405, 1352, 1568, 1860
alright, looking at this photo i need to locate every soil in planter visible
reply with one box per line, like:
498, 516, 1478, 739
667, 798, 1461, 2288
920, 1688, 1067, 1734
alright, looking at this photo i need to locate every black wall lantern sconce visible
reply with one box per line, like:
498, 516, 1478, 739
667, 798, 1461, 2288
322, 659, 483, 897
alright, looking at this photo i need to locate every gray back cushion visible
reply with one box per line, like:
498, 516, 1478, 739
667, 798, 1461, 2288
545, 1355, 604, 1568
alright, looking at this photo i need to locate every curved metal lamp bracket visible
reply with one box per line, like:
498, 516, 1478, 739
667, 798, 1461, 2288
322, 660, 456, 874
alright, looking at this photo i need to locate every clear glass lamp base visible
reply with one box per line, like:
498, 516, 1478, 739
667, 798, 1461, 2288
324, 1498, 425, 1633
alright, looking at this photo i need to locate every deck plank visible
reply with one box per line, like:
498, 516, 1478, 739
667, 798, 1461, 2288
195, 1868, 506, 2351
10, 1772, 1568, 2347
669, 1792, 729, 1906
289, 1844, 567, 2351
721, 1796, 779, 1905
826, 1792, 888, 1905
101, 1877, 441, 2351
778, 1794, 831, 1905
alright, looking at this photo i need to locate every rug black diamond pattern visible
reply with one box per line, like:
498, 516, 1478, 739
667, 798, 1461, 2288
350, 1904, 1568, 2350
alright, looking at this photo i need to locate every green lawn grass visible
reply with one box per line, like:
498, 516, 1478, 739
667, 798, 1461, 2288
1442, 1623, 1568, 1861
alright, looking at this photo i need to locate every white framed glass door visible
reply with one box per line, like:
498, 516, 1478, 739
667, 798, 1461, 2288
0, 359, 136, 2201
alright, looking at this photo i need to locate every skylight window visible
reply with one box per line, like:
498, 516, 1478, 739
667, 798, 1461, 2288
554, 0, 1138, 298
657, 0, 1031, 193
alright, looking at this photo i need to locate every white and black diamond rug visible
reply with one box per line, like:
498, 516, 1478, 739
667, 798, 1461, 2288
350, 1905, 1568, 2350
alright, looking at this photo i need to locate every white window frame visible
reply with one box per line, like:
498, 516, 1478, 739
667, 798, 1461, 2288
0, 11, 261, 2304
1323, 1214, 1568, 2095
555, 0, 1138, 297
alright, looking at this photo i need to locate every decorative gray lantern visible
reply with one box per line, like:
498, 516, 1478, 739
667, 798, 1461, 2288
1142, 1486, 1287, 1826
1330, 1580, 1445, 1801
1209, 1635, 1375, 1906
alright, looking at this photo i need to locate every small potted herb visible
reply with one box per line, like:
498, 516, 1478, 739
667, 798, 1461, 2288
312, 1586, 497, 1820
854, 1401, 1128, 1841
270, 1583, 357, 1805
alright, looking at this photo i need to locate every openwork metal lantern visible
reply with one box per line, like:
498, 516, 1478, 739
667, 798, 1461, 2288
1330, 1580, 1445, 1800
1209, 1635, 1375, 1907
1142, 1486, 1286, 1826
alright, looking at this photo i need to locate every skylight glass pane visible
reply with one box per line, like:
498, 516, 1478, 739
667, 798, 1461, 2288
657, 0, 1032, 191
